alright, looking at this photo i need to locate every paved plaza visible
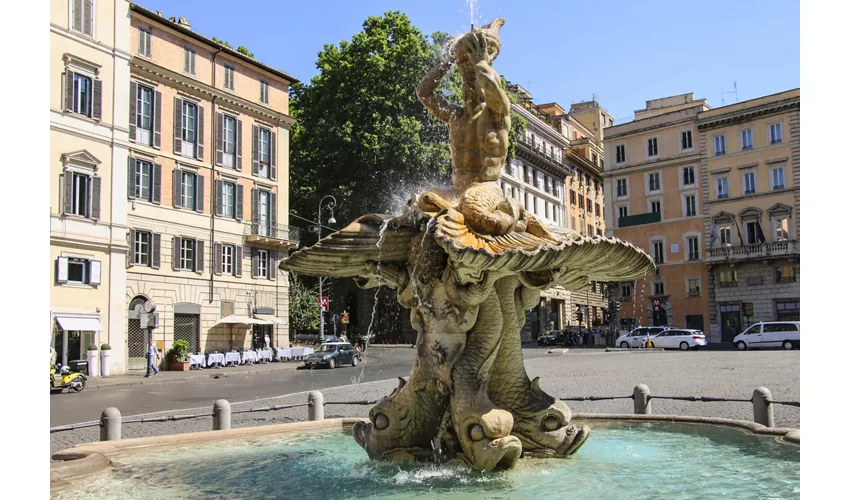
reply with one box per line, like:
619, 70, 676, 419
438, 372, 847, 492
50, 348, 799, 458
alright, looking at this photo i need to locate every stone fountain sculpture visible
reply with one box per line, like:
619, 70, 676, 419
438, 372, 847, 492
281, 19, 655, 471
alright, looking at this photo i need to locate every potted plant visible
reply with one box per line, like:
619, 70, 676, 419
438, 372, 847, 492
100, 343, 112, 376
167, 339, 190, 371
86, 343, 99, 378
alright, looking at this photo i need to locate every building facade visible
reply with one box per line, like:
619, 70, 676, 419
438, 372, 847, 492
122, 5, 299, 370
50, 0, 131, 371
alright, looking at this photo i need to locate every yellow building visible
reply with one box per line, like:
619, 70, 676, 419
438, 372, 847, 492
50, 0, 131, 371
124, 5, 298, 370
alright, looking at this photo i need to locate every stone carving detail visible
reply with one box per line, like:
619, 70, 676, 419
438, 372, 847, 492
282, 19, 655, 470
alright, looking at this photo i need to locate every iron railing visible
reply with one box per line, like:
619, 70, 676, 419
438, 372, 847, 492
247, 220, 300, 244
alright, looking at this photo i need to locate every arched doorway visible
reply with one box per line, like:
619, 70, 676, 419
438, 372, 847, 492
127, 295, 149, 370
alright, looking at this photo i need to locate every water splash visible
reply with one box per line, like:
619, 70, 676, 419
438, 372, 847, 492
465, 0, 477, 29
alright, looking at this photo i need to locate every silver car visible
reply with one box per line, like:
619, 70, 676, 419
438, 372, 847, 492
615, 327, 669, 348
647, 329, 707, 351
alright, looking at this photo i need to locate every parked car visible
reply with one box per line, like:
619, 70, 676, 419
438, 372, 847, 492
303, 342, 361, 369
537, 331, 564, 346
615, 326, 669, 348
646, 329, 707, 351
733, 322, 800, 351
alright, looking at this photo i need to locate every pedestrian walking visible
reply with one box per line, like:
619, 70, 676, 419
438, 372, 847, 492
145, 339, 160, 377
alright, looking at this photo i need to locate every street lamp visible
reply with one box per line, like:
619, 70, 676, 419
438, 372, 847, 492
317, 195, 337, 342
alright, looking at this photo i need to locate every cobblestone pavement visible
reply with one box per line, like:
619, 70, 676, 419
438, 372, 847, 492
50, 349, 799, 458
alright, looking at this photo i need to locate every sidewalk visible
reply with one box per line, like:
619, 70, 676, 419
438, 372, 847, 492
83, 361, 302, 390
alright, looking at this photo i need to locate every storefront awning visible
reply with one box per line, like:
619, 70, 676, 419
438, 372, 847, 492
55, 316, 103, 332
254, 314, 285, 325
213, 315, 273, 326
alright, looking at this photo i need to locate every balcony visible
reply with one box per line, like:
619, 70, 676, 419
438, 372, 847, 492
707, 240, 799, 263
245, 220, 300, 248
516, 136, 569, 173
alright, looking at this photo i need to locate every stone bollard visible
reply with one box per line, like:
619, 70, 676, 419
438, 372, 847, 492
213, 399, 231, 431
752, 387, 774, 428
633, 384, 651, 415
100, 407, 122, 441
308, 391, 324, 421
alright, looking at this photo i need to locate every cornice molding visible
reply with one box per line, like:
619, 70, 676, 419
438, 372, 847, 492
697, 99, 800, 131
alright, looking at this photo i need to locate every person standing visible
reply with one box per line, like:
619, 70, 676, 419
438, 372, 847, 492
145, 339, 160, 377
264, 332, 271, 350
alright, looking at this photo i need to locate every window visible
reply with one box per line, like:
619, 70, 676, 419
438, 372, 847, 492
618, 206, 628, 221
720, 225, 732, 247
552, 181, 559, 197
682, 166, 695, 187
71, 0, 94, 36
615, 144, 626, 164
552, 206, 558, 223
648, 172, 661, 192
180, 238, 196, 270
745, 221, 759, 245
223, 115, 236, 168
769, 123, 782, 144
70, 172, 90, 217
545, 201, 550, 219
138, 27, 152, 57
258, 127, 271, 177
524, 192, 531, 210
616, 178, 627, 198
681, 130, 693, 151
544, 176, 550, 194
587, 198, 593, 212
741, 129, 753, 150
56, 256, 101, 285
714, 135, 726, 155
72, 73, 93, 117
570, 190, 576, 206
685, 195, 697, 217
771, 166, 785, 190
181, 101, 198, 156
134, 231, 151, 265
774, 217, 790, 241
134, 160, 152, 200
651, 200, 661, 214
621, 284, 632, 299
182, 171, 197, 210
592, 152, 598, 165
572, 131, 578, 140
647, 137, 658, 157
260, 81, 270, 104
257, 249, 269, 278
743, 171, 756, 194
718, 269, 738, 286
585, 174, 591, 185
653, 281, 665, 295
776, 300, 800, 321
717, 176, 729, 198
652, 240, 665, 264
775, 265, 796, 283
224, 65, 235, 90
687, 278, 700, 296
221, 245, 235, 275
587, 224, 593, 235
595, 203, 600, 216
221, 181, 236, 217
135, 84, 154, 145
687, 236, 699, 260
184, 47, 196, 75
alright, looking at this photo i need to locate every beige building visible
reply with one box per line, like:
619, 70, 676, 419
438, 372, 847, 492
123, 5, 298, 370
50, 0, 131, 371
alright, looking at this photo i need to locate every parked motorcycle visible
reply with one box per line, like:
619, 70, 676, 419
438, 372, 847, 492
50, 363, 87, 393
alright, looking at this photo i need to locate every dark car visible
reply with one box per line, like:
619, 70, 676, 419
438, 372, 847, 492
537, 331, 564, 346
304, 342, 361, 369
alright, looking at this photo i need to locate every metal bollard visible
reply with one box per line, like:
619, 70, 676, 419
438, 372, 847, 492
633, 384, 651, 415
752, 387, 774, 428
100, 407, 122, 441
213, 399, 231, 431
308, 391, 324, 421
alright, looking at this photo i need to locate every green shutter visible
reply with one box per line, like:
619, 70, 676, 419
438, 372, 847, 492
152, 233, 161, 269
129, 82, 137, 140
173, 97, 183, 154
152, 163, 162, 205
270, 131, 277, 180
92, 80, 102, 121
127, 157, 136, 200
153, 90, 162, 149
196, 105, 205, 160
91, 176, 101, 220
195, 174, 204, 213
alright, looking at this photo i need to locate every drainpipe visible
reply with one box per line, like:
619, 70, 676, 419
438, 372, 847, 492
209, 48, 223, 305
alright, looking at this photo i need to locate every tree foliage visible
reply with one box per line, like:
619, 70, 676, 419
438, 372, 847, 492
289, 274, 320, 333
212, 37, 254, 58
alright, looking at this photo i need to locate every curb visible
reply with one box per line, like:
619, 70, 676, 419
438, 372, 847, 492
83, 364, 302, 391
605, 348, 667, 352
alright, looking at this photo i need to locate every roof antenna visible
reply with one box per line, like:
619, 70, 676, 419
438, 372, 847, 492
721, 81, 738, 105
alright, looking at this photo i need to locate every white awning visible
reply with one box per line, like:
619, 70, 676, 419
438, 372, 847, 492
254, 314, 285, 325
212, 315, 273, 326
55, 316, 103, 332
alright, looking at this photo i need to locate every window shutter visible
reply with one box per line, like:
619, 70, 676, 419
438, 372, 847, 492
184, 49, 190, 73
251, 247, 259, 278
152, 163, 162, 204
196, 105, 205, 160
153, 90, 162, 149
269, 250, 277, 281
215, 113, 224, 166
235, 246, 243, 277
145, 29, 152, 56
270, 131, 277, 180
195, 240, 205, 273
64, 173, 73, 215
214, 242, 222, 275
64, 70, 74, 111
91, 176, 101, 220
173, 97, 183, 154
92, 80, 102, 121
72, 0, 83, 32
129, 82, 138, 140
215, 180, 223, 217
236, 119, 243, 171
172, 236, 181, 271
251, 188, 258, 227
127, 157, 136, 200
195, 174, 204, 213
269, 192, 277, 237
57, 256, 69, 283
82, 0, 93, 36
127, 229, 135, 267
173, 168, 182, 208
89, 260, 101, 285
235, 184, 243, 220
251, 125, 259, 176
152, 233, 161, 269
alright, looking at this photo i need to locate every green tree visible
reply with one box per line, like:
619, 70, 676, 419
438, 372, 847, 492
237, 46, 254, 58
289, 274, 320, 333
211, 37, 232, 49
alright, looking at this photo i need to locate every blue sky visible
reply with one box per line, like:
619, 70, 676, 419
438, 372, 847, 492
138, 0, 800, 122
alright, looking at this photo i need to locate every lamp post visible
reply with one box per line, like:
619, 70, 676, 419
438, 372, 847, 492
317, 195, 337, 342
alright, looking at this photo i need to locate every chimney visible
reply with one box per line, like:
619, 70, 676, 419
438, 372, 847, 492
177, 17, 191, 30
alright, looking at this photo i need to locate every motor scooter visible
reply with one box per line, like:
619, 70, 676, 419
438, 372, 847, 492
50, 363, 87, 393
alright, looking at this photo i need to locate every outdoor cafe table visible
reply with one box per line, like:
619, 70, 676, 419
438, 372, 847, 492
188, 354, 205, 369
241, 350, 259, 365
256, 349, 272, 363
302, 347, 315, 356
207, 352, 225, 367
290, 347, 304, 358
275, 348, 292, 361
224, 352, 241, 366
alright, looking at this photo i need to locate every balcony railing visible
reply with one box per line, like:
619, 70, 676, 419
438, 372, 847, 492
517, 136, 568, 170
245, 220, 300, 247
707, 240, 798, 263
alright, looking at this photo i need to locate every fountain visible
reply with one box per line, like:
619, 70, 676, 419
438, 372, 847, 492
281, 18, 656, 471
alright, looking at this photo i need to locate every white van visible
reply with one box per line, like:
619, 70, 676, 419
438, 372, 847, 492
733, 321, 800, 351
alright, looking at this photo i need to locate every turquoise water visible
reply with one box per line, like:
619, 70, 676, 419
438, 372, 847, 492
56, 421, 799, 500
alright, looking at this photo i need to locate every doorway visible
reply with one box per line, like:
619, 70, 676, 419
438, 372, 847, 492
720, 304, 742, 342
174, 313, 200, 353
652, 308, 668, 326
253, 324, 273, 349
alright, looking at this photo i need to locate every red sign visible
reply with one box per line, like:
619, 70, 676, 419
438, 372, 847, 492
652, 298, 661, 309
318, 297, 329, 309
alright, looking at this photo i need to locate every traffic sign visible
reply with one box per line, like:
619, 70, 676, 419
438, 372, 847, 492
652, 298, 661, 309
318, 297, 329, 309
